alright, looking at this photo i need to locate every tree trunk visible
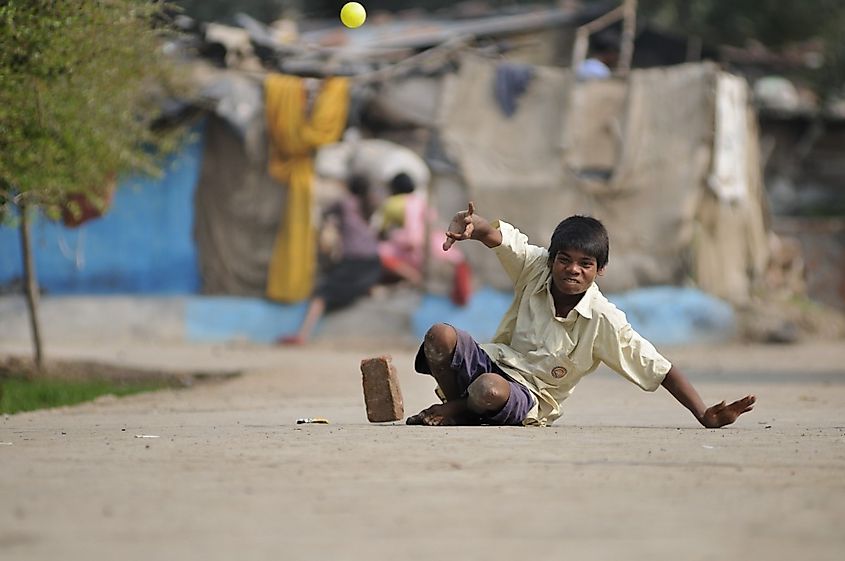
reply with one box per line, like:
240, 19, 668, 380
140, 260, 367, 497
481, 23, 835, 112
19, 204, 44, 371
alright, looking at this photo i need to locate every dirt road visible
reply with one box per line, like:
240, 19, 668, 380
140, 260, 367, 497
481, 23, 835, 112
2, 340, 844, 561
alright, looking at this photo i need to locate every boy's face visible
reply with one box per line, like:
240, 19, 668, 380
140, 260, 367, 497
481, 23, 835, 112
550, 248, 604, 295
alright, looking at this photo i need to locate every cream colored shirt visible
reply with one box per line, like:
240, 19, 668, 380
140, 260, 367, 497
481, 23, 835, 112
480, 221, 672, 426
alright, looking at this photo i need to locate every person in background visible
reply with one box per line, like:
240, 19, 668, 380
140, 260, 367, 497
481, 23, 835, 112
576, 34, 619, 81
375, 173, 472, 306
278, 175, 381, 345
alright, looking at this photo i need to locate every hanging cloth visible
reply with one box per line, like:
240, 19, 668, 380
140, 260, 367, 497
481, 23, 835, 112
264, 74, 349, 302
493, 62, 535, 117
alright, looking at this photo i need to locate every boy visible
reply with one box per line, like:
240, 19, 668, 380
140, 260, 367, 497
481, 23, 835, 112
407, 202, 756, 427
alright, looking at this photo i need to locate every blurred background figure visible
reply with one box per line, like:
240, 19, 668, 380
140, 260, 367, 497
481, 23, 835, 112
577, 33, 619, 80
278, 174, 381, 345
317, 134, 473, 306
375, 172, 472, 306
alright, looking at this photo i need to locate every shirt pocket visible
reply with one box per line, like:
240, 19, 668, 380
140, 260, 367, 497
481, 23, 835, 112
548, 355, 577, 384
528, 355, 574, 389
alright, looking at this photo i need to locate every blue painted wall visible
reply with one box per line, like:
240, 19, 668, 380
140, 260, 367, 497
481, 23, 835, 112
0, 125, 204, 294
185, 297, 308, 344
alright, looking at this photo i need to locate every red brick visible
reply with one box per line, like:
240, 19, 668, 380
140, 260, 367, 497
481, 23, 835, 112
360, 355, 404, 423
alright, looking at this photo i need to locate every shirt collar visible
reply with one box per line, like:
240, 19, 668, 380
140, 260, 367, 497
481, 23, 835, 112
540, 273, 595, 320
573, 283, 595, 319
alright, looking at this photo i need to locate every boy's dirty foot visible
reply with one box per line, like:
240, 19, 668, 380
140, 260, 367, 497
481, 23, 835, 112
406, 401, 479, 426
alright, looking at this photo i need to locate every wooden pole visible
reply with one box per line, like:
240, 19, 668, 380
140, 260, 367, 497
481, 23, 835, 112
617, 0, 638, 76
19, 203, 44, 371
572, 27, 590, 72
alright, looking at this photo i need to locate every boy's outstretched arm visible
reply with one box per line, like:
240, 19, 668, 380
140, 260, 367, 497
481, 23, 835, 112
443, 201, 502, 251
661, 366, 756, 428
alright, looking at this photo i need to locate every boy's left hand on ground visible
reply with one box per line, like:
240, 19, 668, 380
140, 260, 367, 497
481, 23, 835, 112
699, 395, 756, 428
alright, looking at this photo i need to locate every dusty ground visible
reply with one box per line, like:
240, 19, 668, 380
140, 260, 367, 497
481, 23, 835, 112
1, 339, 844, 561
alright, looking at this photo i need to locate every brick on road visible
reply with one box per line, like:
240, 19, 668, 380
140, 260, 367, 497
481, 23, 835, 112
360, 355, 404, 423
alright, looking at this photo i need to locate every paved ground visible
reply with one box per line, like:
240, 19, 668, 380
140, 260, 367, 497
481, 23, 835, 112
1, 339, 844, 561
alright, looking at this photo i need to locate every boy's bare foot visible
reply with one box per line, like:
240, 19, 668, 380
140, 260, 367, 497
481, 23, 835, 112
406, 401, 479, 426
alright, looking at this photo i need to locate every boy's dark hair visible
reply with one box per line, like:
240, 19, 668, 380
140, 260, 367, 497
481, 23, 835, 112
548, 215, 609, 268
389, 172, 416, 195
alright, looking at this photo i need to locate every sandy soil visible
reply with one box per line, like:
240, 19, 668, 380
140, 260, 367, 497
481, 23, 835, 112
1, 339, 844, 561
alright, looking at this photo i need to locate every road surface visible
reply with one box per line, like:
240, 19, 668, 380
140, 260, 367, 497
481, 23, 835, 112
2, 340, 844, 561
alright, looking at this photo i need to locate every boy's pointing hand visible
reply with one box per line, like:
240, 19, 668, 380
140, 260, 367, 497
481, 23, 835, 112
443, 201, 476, 251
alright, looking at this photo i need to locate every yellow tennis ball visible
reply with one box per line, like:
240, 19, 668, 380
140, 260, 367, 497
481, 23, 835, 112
340, 2, 366, 29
